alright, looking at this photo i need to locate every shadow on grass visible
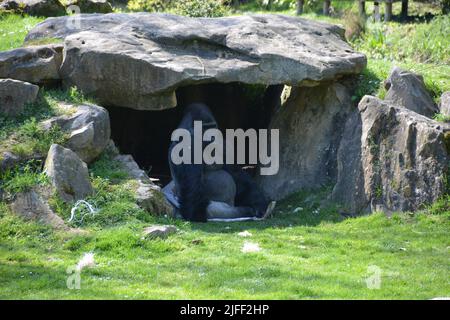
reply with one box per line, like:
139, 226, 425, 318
187, 187, 347, 234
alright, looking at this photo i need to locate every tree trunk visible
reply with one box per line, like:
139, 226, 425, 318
323, 0, 331, 16
385, 0, 393, 22
373, 1, 381, 22
296, 0, 304, 15
442, 0, 449, 15
358, 1, 366, 17
401, 0, 408, 20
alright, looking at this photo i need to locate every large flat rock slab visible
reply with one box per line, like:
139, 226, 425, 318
25, 13, 366, 110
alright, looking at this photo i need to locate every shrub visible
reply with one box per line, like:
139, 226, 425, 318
353, 15, 450, 64
173, 0, 228, 17
127, 0, 171, 12
128, 0, 228, 17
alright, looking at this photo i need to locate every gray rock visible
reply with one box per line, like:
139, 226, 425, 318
258, 82, 354, 200
0, 0, 66, 17
103, 139, 120, 157
0, 44, 63, 85
384, 66, 438, 118
44, 144, 93, 202
142, 225, 178, 240
114, 154, 172, 215
25, 13, 366, 110
439, 92, 450, 117
41, 102, 111, 163
0, 78, 39, 117
331, 95, 449, 213
66, 0, 112, 13
10, 188, 68, 230
0, 152, 20, 172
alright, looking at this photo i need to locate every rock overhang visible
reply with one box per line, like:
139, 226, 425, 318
25, 13, 367, 110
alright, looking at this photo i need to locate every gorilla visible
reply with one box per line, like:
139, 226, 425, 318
163, 103, 275, 222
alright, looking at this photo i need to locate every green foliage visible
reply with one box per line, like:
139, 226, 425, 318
353, 15, 450, 65
433, 113, 450, 122
351, 59, 389, 102
81, 176, 150, 226
10, 119, 67, 157
424, 195, 450, 215
127, 0, 170, 12
0, 160, 48, 195
89, 153, 129, 182
50, 152, 150, 227
0, 87, 95, 160
127, 0, 228, 17
0, 13, 45, 51
173, 0, 228, 17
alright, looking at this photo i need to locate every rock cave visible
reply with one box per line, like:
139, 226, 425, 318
108, 82, 283, 185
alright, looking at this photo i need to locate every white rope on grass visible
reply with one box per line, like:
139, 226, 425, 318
69, 200, 98, 225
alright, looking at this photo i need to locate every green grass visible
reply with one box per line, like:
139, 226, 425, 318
0, 160, 48, 195
0, 13, 45, 51
48, 151, 152, 228
0, 87, 95, 160
0, 188, 449, 299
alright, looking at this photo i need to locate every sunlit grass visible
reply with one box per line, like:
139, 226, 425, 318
0, 193, 449, 299
0, 14, 45, 51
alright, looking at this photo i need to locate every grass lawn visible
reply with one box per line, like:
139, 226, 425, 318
1, 191, 449, 299
0, 14, 45, 51
0, 3, 449, 299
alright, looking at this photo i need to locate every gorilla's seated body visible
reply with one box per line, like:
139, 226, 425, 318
163, 103, 275, 222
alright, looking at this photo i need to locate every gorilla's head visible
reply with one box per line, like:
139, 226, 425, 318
184, 103, 218, 130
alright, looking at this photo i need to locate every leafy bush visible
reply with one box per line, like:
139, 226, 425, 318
173, 0, 227, 17
353, 15, 450, 64
127, 0, 228, 17
127, 0, 171, 12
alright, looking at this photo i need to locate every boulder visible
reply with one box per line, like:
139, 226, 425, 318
439, 91, 450, 117
41, 102, 111, 163
44, 144, 93, 202
25, 13, 366, 110
142, 225, 178, 240
0, 152, 20, 172
0, 0, 66, 17
258, 82, 354, 200
114, 154, 172, 215
66, 0, 112, 13
384, 67, 438, 118
331, 95, 449, 213
0, 79, 39, 117
0, 44, 63, 85
10, 188, 68, 230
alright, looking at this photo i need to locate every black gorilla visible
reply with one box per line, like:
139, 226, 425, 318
164, 103, 274, 222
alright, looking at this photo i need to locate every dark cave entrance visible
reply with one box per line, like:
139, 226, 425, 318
107, 82, 283, 186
